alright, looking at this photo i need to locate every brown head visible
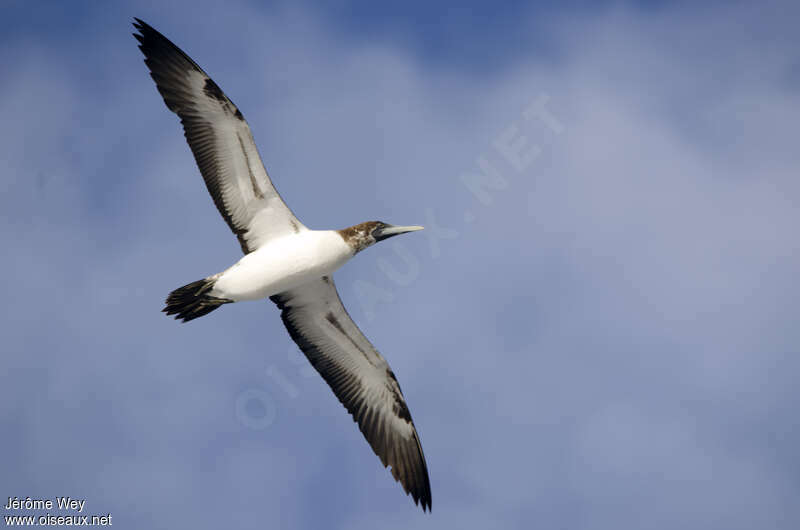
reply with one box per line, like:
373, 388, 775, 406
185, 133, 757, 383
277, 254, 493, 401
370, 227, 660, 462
337, 221, 424, 253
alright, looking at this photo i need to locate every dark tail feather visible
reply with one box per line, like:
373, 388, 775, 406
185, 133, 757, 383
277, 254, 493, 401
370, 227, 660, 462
163, 277, 232, 322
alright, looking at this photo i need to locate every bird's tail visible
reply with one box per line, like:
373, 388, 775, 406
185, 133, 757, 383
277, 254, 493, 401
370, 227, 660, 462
163, 277, 232, 322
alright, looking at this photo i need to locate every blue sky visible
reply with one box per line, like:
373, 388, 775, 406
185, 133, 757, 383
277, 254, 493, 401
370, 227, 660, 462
2, 1, 799, 528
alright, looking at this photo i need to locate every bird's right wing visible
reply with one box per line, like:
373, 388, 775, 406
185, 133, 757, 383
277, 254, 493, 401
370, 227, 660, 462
134, 19, 305, 253
270, 276, 432, 511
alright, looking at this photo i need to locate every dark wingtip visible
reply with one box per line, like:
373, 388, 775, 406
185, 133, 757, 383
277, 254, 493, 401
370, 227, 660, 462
409, 491, 431, 512
132, 18, 150, 48
415, 480, 432, 513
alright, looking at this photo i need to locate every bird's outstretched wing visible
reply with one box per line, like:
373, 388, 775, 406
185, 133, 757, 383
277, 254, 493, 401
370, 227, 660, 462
133, 19, 305, 253
271, 276, 432, 511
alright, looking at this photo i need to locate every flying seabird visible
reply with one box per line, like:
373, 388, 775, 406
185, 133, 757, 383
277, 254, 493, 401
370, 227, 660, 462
133, 20, 431, 511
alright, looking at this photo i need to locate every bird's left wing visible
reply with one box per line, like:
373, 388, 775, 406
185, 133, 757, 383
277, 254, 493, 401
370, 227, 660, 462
133, 19, 305, 253
270, 276, 432, 511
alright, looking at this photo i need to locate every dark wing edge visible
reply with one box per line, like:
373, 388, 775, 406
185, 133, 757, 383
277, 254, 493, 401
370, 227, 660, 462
271, 277, 432, 511
133, 18, 249, 251
132, 18, 303, 253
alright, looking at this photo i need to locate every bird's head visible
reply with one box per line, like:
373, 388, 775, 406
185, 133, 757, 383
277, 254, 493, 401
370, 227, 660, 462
338, 221, 424, 253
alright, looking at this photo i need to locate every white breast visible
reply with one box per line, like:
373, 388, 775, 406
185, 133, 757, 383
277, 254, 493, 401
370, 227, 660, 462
211, 230, 352, 301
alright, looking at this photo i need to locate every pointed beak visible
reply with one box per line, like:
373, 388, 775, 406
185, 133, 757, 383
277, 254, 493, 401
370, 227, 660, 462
373, 224, 424, 241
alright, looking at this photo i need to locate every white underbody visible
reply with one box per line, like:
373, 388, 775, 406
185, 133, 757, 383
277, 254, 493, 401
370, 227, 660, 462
210, 230, 353, 301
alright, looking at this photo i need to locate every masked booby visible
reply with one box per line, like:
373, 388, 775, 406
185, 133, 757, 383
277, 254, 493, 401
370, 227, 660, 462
133, 19, 431, 511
